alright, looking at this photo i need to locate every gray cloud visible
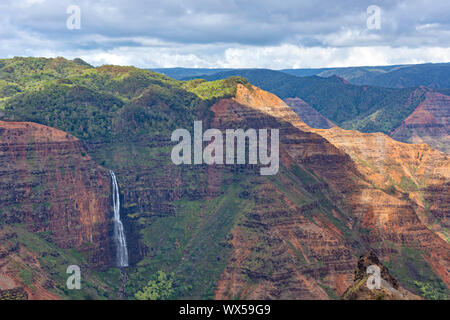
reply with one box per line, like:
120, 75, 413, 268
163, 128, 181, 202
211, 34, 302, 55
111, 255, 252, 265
1, 0, 450, 67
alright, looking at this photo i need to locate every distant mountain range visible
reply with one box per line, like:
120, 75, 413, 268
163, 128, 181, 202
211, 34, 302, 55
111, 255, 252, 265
284, 63, 450, 89
154, 62, 450, 89
154, 67, 449, 153
152, 67, 233, 80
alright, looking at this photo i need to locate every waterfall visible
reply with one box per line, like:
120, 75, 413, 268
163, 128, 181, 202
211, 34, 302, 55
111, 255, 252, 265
110, 170, 129, 268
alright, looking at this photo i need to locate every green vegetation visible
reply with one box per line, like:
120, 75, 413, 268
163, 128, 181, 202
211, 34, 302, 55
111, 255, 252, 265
1, 57, 447, 301
126, 179, 248, 299
4, 83, 123, 140
164, 63, 450, 89
0, 57, 206, 142
1, 224, 121, 300
290, 164, 319, 186
413, 281, 448, 300
135, 271, 174, 300
0, 57, 264, 299
18, 268, 34, 287
194, 69, 427, 134
398, 175, 418, 192
182, 76, 250, 100
384, 246, 449, 300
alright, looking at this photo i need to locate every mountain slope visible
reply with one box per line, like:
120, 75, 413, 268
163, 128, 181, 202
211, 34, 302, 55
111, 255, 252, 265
211, 84, 449, 298
284, 63, 450, 89
0, 57, 448, 300
342, 251, 421, 300
284, 97, 335, 129
0, 121, 120, 299
152, 67, 233, 80
390, 89, 450, 153
187, 69, 425, 133
346, 63, 450, 89
156, 63, 450, 89
187, 68, 449, 153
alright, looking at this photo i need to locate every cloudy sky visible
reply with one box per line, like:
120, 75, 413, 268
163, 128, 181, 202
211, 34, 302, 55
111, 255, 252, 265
1, 0, 450, 68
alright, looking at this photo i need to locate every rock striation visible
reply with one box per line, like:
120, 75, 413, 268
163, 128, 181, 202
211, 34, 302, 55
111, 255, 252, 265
0, 121, 112, 266
214, 84, 449, 299
284, 97, 335, 129
390, 90, 450, 153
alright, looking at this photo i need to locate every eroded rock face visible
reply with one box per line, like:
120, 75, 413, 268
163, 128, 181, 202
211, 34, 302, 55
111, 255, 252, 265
284, 97, 335, 129
314, 126, 449, 223
214, 84, 449, 299
424, 182, 450, 230
0, 227, 61, 300
343, 251, 421, 300
2, 82, 447, 300
213, 85, 363, 299
308, 126, 450, 288
0, 121, 112, 266
214, 182, 358, 300
390, 90, 450, 153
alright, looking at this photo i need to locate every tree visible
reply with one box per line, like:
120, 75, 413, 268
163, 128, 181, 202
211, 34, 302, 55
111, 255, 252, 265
134, 271, 174, 300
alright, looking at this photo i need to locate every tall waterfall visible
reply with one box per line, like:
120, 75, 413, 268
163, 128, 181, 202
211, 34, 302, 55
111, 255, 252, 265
110, 170, 129, 267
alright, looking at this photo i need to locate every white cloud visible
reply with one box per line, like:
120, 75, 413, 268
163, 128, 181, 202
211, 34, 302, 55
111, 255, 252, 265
220, 45, 450, 69
17, 0, 47, 8
21, 43, 449, 69
1, 0, 449, 68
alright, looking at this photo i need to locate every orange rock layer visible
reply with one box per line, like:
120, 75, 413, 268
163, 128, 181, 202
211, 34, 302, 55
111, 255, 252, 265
214, 85, 449, 299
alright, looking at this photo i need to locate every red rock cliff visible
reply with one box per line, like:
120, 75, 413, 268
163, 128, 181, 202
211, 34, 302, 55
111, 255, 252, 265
0, 121, 112, 266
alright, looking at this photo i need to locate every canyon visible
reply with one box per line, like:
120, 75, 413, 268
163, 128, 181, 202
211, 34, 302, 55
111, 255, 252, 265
0, 57, 448, 300
212, 84, 449, 298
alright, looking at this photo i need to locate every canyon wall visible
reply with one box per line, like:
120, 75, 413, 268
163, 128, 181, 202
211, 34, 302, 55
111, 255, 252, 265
214, 85, 449, 298
0, 121, 112, 266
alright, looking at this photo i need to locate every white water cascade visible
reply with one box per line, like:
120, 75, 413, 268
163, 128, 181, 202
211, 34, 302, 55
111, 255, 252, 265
110, 170, 129, 267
